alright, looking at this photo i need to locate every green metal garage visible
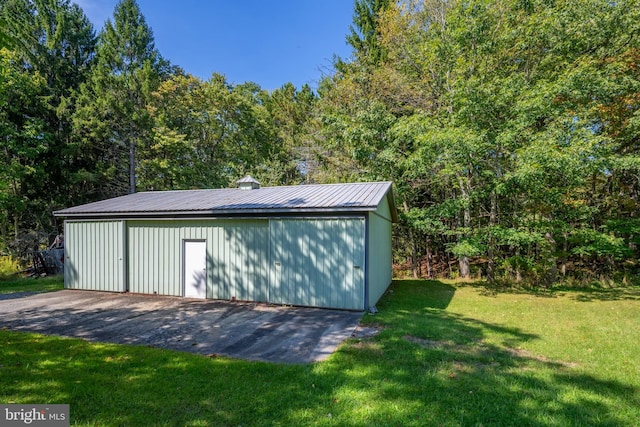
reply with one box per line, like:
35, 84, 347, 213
54, 179, 397, 311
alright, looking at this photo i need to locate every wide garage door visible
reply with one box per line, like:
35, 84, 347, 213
269, 218, 365, 310
64, 221, 125, 292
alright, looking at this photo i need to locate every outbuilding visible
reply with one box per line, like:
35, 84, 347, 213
53, 179, 397, 311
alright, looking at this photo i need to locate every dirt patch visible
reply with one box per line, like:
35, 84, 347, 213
453, 360, 501, 372
351, 340, 384, 356
404, 335, 443, 348
352, 324, 384, 339
505, 347, 579, 368
403, 335, 578, 368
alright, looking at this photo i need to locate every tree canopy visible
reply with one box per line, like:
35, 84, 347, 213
316, 0, 640, 284
1, 0, 638, 286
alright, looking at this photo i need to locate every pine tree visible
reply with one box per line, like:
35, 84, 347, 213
74, 0, 169, 197
0, 0, 95, 253
346, 0, 391, 65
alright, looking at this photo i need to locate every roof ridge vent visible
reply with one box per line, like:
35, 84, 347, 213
236, 175, 261, 190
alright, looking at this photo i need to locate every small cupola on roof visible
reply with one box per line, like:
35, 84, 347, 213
236, 175, 261, 190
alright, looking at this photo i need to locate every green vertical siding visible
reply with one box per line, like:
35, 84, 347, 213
126, 220, 269, 299
367, 196, 393, 308
64, 221, 125, 291
128, 221, 182, 295
269, 218, 365, 310
219, 222, 269, 301
67, 215, 378, 310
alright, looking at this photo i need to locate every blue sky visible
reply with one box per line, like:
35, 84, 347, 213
74, 0, 355, 91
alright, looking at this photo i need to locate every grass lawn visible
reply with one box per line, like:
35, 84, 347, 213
1, 279, 639, 426
0, 275, 64, 294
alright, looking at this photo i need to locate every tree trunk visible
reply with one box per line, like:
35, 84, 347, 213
459, 255, 470, 278
514, 248, 522, 282
458, 176, 471, 279
561, 232, 568, 277
544, 232, 557, 287
487, 191, 497, 282
129, 136, 136, 194
425, 236, 433, 279
403, 201, 419, 278
410, 227, 418, 278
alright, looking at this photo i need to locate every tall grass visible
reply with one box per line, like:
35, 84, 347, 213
0, 255, 20, 280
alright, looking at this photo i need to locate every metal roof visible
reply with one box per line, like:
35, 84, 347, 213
54, 181, 398, 221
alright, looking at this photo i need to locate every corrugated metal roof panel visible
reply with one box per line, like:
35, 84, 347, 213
54, 181, 397, 220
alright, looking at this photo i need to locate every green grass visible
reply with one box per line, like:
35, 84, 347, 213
0, 275, 64, 294
1, 279, 639, 426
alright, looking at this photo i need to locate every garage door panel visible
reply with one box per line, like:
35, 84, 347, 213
64, 221, 125, 292
269, 218, 365, 310
217, 220, 269, 302
127, 222, 183, 296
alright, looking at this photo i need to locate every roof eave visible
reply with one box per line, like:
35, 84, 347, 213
54, 206, 377, 219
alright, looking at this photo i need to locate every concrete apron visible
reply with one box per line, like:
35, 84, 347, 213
0, 290, 364, 364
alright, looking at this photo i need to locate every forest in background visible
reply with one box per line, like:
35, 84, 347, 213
1, 0, 639, 286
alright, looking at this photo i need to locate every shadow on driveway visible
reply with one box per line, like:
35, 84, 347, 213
0, 290, 364, 364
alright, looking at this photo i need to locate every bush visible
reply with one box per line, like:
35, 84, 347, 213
0, 256, 20, 280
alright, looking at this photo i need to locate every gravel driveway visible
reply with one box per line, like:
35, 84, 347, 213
0, 290, 364, 363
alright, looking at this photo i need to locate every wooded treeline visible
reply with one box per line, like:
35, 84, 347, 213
1, 0, 639, 285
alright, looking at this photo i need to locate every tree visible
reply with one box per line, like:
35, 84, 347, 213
73, 0, 169, 197
346, 0, 391, 65
317, 0, 640, 283
263, 82, 317, 184
0, 10, 13, 49
0, 0, 96, 253
0, 48, 50, 254
141, 73, 276, 190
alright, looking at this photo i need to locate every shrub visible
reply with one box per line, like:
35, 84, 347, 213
0, 256, 20, 280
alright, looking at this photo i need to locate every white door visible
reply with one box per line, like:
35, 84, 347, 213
183, 240, 207, 298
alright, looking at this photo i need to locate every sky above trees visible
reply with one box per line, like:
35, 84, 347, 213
74, 0, 354, 90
